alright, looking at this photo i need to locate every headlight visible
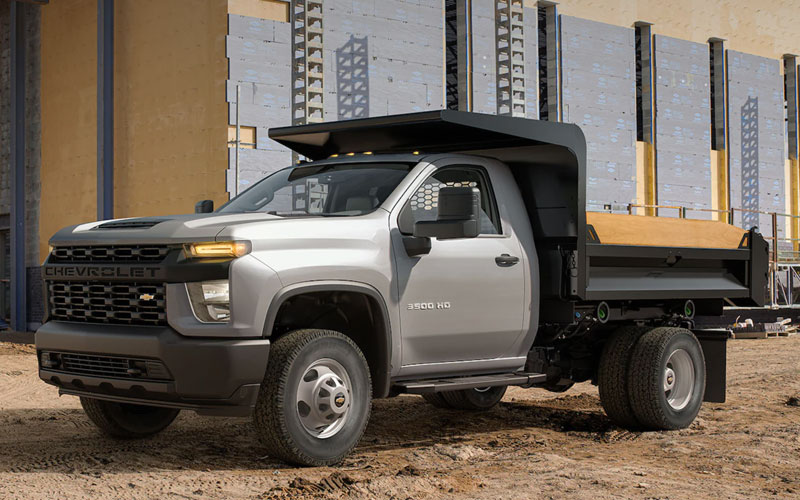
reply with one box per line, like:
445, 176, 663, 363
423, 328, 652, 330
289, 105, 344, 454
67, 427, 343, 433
184, 241, 250, 259
187, 280, 231, 322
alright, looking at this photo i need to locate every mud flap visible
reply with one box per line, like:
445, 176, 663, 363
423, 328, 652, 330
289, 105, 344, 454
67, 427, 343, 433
693, 329, 729, 403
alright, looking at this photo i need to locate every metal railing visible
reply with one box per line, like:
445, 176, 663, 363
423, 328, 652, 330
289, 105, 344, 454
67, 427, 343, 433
590, 202, 800, 309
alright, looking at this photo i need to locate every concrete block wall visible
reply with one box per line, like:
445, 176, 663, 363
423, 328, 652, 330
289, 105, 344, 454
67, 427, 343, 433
559, 15, 636, 210
1, 0, 43, 324
727, 50, 785, 238
22, 5, 42, 269
226, 2, 447, 195
471, 1, 539, 117
653, 35, 712, 218
470, 0, 497, 115
220, 7, 793, 243
1, 1, 9, 217
522, 5, 539, 119
322, 0, 443, 120
226, 14, 293, 195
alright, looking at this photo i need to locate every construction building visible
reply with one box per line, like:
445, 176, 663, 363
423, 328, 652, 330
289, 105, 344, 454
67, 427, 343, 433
2, 0, 800, 331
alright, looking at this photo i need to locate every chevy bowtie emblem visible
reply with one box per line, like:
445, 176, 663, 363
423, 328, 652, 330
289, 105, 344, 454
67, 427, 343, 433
139, 293, 155, 301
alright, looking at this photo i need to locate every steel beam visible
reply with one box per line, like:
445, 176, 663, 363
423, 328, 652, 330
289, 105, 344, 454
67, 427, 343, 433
709, 38, 729, 220
97, 0, 114, 220
9, 0, 27, 331
545, 3, 559, 121
456, 0, 472, 111
635, 22, 655, 216
445, 0, 472, 111
536, 3, 559, 121
635, 22, 653, 143
710, 38, 727, 151
784, 55, 799, 160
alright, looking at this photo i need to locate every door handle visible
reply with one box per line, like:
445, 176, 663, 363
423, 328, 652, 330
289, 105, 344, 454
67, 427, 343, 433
495, 254, 519, 267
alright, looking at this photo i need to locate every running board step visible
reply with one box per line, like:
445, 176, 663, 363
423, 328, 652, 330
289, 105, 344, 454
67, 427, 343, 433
396, 372, 547, 394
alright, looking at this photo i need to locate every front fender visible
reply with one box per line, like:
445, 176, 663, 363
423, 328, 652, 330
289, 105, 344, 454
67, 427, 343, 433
262, 280, 395, 398
167, 254, 282, 338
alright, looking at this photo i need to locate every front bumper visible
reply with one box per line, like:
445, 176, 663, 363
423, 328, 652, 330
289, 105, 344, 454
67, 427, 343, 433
35, 321, 270, 416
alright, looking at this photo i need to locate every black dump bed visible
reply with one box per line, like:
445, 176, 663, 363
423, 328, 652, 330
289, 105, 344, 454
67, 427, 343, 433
271, 111, 769, 318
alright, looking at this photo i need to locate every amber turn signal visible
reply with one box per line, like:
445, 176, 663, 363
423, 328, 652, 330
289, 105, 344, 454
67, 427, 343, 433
184, 241, 251, 259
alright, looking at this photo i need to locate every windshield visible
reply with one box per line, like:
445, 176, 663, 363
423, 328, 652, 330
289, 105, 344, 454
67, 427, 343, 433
217, 162, 414, 216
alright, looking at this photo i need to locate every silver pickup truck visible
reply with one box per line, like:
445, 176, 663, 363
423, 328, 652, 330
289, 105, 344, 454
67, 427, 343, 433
36, 111, 768, 466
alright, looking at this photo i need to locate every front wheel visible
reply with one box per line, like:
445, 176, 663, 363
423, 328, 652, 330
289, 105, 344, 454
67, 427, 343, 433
627, 327, 706, 430
253, 329, 372, 466
80, 398, 180, 438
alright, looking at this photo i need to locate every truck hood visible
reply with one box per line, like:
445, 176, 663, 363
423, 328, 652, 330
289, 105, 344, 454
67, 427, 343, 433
48, 213, 284, 246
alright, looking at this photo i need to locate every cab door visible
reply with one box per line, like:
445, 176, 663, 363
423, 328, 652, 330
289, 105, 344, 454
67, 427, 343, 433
392, 160, 526, 367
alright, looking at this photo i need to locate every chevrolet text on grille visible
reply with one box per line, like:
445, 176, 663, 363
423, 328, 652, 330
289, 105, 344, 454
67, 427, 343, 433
44, 266, 161, 279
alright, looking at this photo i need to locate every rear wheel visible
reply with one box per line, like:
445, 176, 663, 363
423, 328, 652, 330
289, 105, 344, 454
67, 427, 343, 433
253, 329, 372, 466
439, 386, 507, 410
80, 397, 179, 438
628, 327, 705, 430
597, 325, 649, 428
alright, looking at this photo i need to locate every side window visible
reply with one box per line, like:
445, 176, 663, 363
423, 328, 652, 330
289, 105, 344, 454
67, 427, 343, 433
405, 167, 501, 234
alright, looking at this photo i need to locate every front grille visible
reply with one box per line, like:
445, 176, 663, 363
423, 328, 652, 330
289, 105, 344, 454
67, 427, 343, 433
41, 351, 171, 380
50, 245, 170, 264
48, 281, 167, 326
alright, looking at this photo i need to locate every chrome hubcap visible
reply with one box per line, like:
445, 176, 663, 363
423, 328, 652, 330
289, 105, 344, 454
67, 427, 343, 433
664, 348, 694, 411
296, 358, 352, 439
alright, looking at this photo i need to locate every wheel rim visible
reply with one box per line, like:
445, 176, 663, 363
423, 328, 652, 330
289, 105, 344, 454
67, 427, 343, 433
473, 386, 492, 393
296, 358, 353, 439
663, 348, 695, 411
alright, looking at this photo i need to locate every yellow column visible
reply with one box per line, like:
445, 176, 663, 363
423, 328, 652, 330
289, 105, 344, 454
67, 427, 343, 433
717, 149, 729, 222
791, 157, 800, 252
644, 142, 657, 217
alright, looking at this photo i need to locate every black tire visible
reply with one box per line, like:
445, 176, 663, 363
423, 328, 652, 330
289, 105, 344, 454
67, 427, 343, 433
440, 386, 507, 410
80, 397, 179, 439
253, 329, 372, 467
597, 325, 650, 428
541, 380, 575, 393
421, 392, 452, 409
628, 327, 706, 430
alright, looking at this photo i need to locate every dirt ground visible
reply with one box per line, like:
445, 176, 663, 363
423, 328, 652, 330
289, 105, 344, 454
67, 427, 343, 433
0, 338, 798, 500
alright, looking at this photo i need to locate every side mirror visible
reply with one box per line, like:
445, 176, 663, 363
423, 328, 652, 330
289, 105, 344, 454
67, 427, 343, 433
195, 200, 214, 214
413, 187, 480, 240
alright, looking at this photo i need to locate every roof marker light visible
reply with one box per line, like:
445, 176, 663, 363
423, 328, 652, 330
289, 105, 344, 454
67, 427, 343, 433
329, 153, 339, 158
412, 151, 420, 155
364, 151, 373, 155
346, 152, 355, 156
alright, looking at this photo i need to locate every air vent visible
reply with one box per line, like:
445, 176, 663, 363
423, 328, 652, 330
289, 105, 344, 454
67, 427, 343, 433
41, 351, 172, 380
50, 245, 170, 264
96, 219, 167, 230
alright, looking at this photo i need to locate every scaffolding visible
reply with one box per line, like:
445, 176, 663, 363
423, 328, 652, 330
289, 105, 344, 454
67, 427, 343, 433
495, 0, 525, 117
291, 0, 325, 126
